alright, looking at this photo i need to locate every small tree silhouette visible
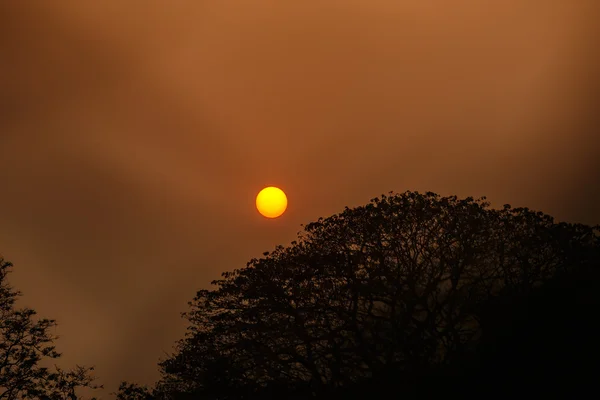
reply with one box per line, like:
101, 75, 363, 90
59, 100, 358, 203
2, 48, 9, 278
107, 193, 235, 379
0, 257, 102, 400
112, 382, 154, 400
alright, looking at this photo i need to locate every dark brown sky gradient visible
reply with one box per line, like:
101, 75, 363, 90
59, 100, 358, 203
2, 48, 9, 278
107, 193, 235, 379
1, 1, 599, 396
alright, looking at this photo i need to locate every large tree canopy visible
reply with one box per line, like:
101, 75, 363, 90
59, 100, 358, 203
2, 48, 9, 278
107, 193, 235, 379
0, 258, 101, 400
144, 191, 598, 399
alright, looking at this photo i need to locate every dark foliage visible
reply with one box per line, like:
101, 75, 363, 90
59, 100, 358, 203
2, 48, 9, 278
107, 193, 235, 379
0, 258, 102, 400
113, 382, 154, 400
115, 191, 599, 399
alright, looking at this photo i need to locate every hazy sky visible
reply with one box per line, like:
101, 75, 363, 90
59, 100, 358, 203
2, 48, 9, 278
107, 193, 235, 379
1, 1, 598, 396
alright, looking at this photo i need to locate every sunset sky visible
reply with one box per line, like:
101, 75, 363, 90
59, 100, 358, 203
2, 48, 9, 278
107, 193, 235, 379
1, 1, 598, 396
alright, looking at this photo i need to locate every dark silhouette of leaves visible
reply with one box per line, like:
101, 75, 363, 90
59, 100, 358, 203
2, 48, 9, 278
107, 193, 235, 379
112, 382, 154, 400
0, 257, 102, 400
145, 191, 598, 399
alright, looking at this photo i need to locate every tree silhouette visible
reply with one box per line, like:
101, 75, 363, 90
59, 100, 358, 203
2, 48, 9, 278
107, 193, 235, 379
0, 258, 102, 400
147, 191, 599, 399
112, 382, 154, 400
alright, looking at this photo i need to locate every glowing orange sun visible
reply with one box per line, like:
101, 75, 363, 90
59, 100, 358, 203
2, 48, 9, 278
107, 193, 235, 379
256, 187, 287, 218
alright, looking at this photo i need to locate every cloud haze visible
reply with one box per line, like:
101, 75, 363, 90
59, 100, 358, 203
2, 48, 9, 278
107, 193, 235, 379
1, 0, 598, 395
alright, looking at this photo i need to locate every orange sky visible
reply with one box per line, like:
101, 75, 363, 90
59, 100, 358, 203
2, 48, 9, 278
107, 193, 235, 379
1, 1, 598, 396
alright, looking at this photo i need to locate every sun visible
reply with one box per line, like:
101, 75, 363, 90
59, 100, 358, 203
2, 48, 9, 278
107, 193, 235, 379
256, 187, 288, 218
